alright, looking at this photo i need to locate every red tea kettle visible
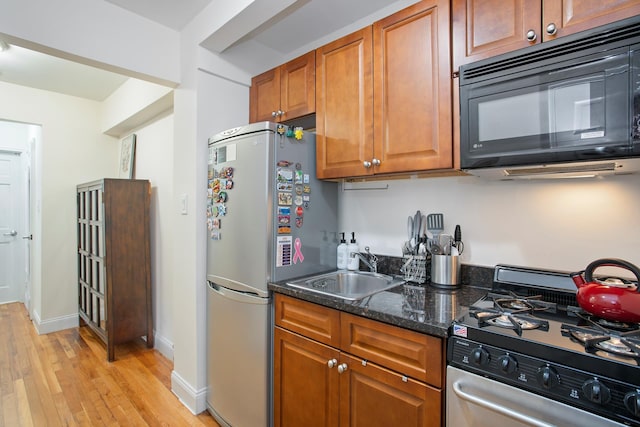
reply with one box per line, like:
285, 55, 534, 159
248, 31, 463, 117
570, 258, 640, 323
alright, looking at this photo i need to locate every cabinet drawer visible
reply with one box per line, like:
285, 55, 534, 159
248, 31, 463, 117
340, 352, 442, 427
275, 294, 340, 347
340, 313, 442, 387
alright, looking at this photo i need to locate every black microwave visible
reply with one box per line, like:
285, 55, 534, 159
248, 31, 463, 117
459, 16, 640, 178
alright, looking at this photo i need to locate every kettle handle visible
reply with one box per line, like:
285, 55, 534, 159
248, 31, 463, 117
584, 258, 640, 291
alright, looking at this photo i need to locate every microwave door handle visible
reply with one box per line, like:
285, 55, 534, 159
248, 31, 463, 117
452, 380, 555, 427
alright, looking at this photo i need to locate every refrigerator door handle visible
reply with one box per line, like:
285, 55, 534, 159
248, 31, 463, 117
208, 281, 270, 305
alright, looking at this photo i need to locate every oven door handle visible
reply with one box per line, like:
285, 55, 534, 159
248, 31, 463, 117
452, 380, 555, 427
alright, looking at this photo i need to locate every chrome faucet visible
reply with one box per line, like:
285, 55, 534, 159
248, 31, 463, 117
350, 246, 377, 273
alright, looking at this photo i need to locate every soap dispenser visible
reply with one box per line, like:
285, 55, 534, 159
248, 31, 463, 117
336, 232, 348, 269
347, 232, 360, 271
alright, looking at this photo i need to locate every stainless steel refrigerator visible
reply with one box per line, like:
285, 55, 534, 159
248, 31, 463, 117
206, 122, 338, 427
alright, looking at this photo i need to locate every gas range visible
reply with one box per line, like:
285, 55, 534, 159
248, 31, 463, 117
447, 265, 640, 426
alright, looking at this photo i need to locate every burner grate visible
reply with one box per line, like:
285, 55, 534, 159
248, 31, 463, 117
470, 293, 551, 336
561, 313, 640, 364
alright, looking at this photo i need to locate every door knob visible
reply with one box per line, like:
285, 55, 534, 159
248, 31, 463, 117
337, 363, 348, 374
526, 30, 537, 42
546, 23, 557, 36
372, 158, 381, 166
22, 234, 33, 240
3, 230, 17, 237
363, 161, 372, 168
327, 359, 337, 368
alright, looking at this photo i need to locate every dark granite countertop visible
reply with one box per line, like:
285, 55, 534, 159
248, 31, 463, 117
269, 263, 493, 338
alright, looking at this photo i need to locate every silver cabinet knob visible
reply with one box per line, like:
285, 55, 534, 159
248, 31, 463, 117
327, 359, 337, 368
3, 230, 17, 237
272, 111, 278, 117
372, 158, 381, 166
277, 110, 284, 117
363, 161, 372, 168
337, 363, 348, 374
526, 30, 537, 42
546, 23, 557, 36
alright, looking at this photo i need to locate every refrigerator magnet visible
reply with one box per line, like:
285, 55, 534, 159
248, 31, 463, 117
278, 192, 292, 205
278, 226, 291, 235
278, 215, 290, 225
278, 206, 291, 216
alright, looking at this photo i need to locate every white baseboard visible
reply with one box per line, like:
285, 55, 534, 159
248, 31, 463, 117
153, 332, 174, 361
171, 370, 208, 415
32, 310, 78, 334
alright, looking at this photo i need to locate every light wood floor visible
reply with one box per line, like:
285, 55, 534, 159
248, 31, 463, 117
0, 302, 220, 426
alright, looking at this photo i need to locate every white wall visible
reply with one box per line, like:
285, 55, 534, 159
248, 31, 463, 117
130, 112, 175, 360
340, 173, 640, 273
0, 81, 118, 330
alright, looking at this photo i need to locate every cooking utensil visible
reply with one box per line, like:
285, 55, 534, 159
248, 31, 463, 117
439, 234, 453, 255
570, 258, 640, 323
426, 213, 444, 243
411, 211, 422, 254
453, 224, 464, 255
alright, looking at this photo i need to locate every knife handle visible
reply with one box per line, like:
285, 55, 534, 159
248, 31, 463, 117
454, 225, 462, 242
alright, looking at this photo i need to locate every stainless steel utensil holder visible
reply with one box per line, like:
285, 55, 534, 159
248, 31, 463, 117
401, 254, 429, 284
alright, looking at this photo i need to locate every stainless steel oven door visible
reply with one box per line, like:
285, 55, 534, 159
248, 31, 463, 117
446, 366, 625, 427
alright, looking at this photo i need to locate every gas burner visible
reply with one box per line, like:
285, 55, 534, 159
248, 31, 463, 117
469, 292, 553, 336
471, 308, 549, 336
486, 314, 543, 330
598, 337, 637, 356
561, 316, 640, 364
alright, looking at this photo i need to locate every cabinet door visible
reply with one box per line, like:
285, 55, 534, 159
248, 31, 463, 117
543, 0, 640, 41
373, 0, 452, 173
316, 27, 374, 179
280, 51, 316, 122
274, 327, 340, 427
452, 0, 542, 71
250, 66, 280, 123
339, 353, 441, 427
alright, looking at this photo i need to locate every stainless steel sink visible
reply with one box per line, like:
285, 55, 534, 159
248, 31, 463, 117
286, 270, 404, 301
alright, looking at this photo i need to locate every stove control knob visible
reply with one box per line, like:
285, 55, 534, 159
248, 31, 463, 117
582, 379, 611, 404
471, 347, 490, 366
536, 365, 560, 389
624, 390, 640, 416
497, 354, 517, 374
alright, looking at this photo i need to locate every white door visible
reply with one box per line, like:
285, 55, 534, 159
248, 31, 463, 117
0, 151, 25, 303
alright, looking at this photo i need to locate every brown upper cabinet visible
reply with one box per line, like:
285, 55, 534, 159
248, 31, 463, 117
249, 51, 315, 123
452, 0, 640, 72
316, 0, 452, 179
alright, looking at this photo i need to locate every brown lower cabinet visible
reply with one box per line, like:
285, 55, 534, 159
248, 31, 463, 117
274, 294, 442, 427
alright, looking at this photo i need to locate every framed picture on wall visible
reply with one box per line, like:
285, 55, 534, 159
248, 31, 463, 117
119, 134, 136, 179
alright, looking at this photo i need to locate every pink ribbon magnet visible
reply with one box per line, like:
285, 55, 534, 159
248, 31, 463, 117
292, 238, 305, 264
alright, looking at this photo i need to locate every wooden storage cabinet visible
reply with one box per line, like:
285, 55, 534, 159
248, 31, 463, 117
452, 0, 640, 72
77, 178, 153, 361
249, 51, 316, 123
274, 294, 442, 427
316, 0, 452, 179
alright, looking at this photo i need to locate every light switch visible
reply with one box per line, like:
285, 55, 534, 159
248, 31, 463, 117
180, 193, 188, 215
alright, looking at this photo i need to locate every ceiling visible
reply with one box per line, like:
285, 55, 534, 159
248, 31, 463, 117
0, 0, 410, 101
